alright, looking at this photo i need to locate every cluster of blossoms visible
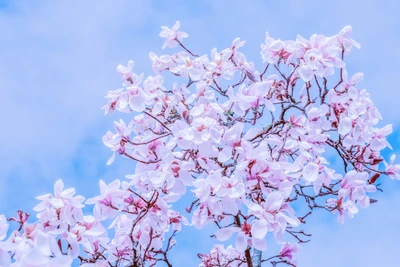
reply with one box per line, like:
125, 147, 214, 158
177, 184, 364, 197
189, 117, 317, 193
1, 21, 399, 267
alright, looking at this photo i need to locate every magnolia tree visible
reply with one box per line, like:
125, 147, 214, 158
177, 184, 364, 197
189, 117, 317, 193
1, 22, 399, 267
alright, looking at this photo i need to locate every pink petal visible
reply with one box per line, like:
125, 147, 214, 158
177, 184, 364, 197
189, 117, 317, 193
107, 152, 116, 165
252, 219, 269, 240
338, 116, 352, 135
129, 94, 145, 112
215, 227, 239, 241
349, 72, 364, 85
218, 146, 233, 163
303, 162, 319, 182
265, 191, 284, 211
298, 65, 313, 82
252, 238, 267, 251
222, 197, 238, 215
54, 179, 64, 197
235, 231, 247, 252
24, 248, 49, 265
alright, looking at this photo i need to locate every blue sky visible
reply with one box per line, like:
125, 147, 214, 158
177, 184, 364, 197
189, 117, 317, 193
1, 0, 400, 266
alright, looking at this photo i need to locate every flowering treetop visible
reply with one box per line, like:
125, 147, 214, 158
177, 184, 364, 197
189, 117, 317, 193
0, 21, 398, 267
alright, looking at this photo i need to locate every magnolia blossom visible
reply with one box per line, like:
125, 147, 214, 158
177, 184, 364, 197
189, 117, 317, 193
280, 242, 300, 265
0, 22, 398, 267
198, 244, 245, 267
159, 21, 188, 49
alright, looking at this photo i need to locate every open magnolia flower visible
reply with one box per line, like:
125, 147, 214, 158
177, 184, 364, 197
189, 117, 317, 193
0, 22, 398, 267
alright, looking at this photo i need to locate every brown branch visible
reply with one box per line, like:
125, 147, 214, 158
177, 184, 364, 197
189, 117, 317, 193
144, 112, 172, 133
128, 133, 171, 146
176, 39, 199, 57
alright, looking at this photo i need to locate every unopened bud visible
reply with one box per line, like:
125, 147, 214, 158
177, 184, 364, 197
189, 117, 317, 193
369, 173, 380, 184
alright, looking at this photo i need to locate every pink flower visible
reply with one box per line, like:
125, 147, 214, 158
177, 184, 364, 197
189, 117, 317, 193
384, 155, 400, 180
149, 52, 174, 73
199, 244, 244, 267
101, 88, 127, 114
159, 21, 188, 49
34, 179, 85, 212
116, 60, 144, 87
335, 26, 361, 52
103, 119, 133, 165
280, 242, 300, 264
245, 192, 299, 242
217, 122, 244, 163
370, 124, 392, 151
326, 197, 359, 224
303, 162, 320, 182
260, 32, 287, 64
86, 180, 125, 220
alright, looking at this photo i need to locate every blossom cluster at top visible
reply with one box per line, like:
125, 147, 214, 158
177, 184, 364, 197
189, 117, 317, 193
0, 21, 398, 267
